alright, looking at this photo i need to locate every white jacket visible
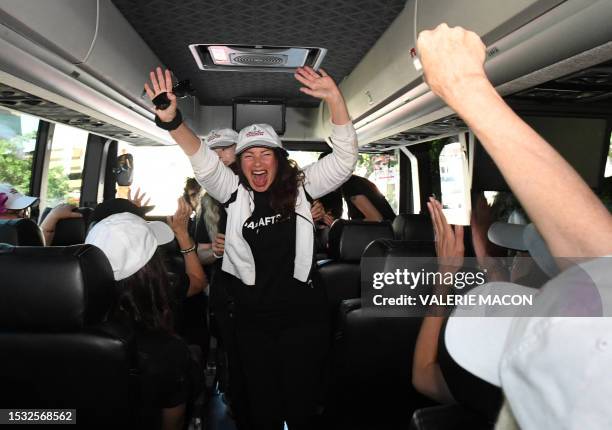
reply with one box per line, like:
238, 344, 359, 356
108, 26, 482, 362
189, 122, 358, 285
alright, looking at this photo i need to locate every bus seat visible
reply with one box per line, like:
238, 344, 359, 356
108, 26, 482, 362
51, 207, 93, 246
0, 244, 138, 426
324, 239, 436, 429
0, 218, 44, 246
409, 404, 493, 430
392, 213, 434, 241
318, 220, 393, 322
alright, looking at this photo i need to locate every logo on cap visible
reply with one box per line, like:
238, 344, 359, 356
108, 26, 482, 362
207, 132, 221, 142
246, 130, 265, 138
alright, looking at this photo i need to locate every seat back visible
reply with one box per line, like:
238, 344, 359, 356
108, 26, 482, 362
392, 213, 434, 241
51, 207, 93, 246
0, 218, 44, 246
318, 220, 394, 317
324, 239, 436, 429
0, 244, 137, 426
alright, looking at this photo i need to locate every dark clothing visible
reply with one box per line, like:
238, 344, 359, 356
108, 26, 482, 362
136, 329, 204, 429
137, 330, 195, 408
319, 188, 343, 219
438, 318, 503, 423
341, 175, 395, 221
223, 190, 329, 429
194, 210, 211, 245
237, 321, 329, 430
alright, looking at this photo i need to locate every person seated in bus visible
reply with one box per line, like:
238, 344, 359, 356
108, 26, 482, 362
414, 24, 612, 428
412, 195, 508, 421
85, 212, 203, 430
144, 65, 357, 429
0, 183, 85, 246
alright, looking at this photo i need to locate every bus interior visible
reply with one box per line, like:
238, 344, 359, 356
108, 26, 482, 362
0, 0, 611, 428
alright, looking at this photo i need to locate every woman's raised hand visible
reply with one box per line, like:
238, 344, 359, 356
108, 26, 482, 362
294, 66, 341, 103
127, 187, 151, 207
144, 67, 178, 122
427, 197, 464, 273
167, 197, 191, 237
294, 66, 350, 125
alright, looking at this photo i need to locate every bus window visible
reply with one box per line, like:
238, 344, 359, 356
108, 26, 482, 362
117, 140, 194, 215
287, 150, 320, 170
0, 108, 40, 194
355, 151, 400, 214
42, 123, 88, 210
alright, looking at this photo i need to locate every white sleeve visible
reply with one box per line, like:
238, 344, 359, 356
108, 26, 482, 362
188, 141, 239, 203
303, 121, 358, 199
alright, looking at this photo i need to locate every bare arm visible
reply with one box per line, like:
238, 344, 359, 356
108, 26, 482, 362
167, 199, 207, 297
350, 195, 383, 221
39, 204, 82, 246
417, 24, 612, 258
412, 198, 463, 404
413, 316, 455, 404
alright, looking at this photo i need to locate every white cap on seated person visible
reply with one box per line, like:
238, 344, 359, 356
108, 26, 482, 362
0, 183, 38, 211
85, 212, 174, 281
205, 128, 239, 149
488, 221, 559, 278
444, 256, 612, 429
235, 123, 285, 155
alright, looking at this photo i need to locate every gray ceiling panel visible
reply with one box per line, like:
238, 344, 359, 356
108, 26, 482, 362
111, 0, 406, 107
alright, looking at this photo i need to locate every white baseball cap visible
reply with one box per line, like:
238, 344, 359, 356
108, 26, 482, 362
235, 123, 285, 155
445, 256, 612, 429
85, 212, 174, 281
488, 222, 559, 277
205, 128, 239, 149
0, 183, 38, 211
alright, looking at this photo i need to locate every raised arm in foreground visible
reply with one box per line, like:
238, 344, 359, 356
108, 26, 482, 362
417, 24, 612, 258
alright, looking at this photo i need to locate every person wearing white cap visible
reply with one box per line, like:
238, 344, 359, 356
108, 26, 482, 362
85, 211, 202, 429
0, 183, 84, 246
0, 183, 39, 216
145, 66, 358, 428
193, 128, 239, 266
411, 23, 612, 429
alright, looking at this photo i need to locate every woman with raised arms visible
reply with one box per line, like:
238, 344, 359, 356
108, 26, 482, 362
145, 66, 358, 429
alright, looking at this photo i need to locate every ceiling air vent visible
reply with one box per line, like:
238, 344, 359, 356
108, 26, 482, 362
189, 44, 327, 73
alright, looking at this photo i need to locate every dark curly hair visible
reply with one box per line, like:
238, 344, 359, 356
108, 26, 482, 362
112, 251, 174, 333
237, 148, 305, 218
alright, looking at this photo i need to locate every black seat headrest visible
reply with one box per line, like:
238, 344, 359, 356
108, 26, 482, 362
392, 214, 434, 242
362, 238, 436, 259
0, 244, 114, 332
0, 218, 44, 246
53, 217, 87, 246
327, 220, 394, 262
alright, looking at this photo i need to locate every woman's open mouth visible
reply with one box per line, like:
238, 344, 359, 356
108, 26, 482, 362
251, 170, 268, 188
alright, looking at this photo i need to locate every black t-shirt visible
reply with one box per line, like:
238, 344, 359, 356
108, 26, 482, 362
227, 190, 325, 325
341, 175, 395, 221
194, 210, 210, 244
